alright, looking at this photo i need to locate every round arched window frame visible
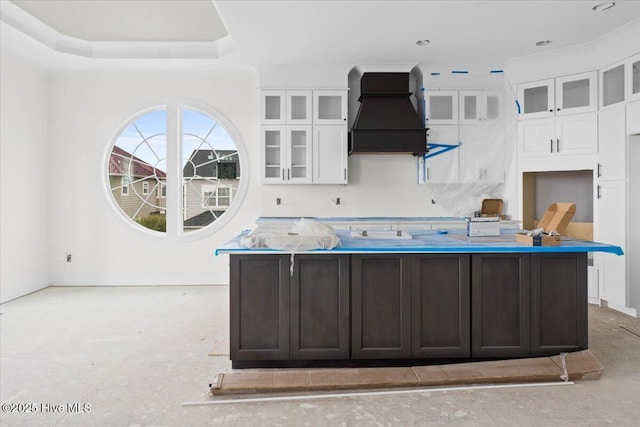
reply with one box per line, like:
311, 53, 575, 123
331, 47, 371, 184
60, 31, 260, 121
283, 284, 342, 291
104, 100, 249, 241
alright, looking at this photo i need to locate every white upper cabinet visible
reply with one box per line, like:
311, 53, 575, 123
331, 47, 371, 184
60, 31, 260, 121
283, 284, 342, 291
626, 53, 640, 103
424, 125, 459, 183
261, 90, 312, 124
601, 63, 625, 108
313, 91, 348, 125
459, 91, 502, 124
518, 72, 597, 119
260, 89, 348, 184
424, 91, 459, 125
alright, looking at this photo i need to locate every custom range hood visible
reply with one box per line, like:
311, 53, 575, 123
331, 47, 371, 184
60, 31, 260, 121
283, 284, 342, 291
349, 72, 428, 155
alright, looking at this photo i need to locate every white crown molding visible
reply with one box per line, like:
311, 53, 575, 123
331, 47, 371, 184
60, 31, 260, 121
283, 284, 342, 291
0, 1, 236, 59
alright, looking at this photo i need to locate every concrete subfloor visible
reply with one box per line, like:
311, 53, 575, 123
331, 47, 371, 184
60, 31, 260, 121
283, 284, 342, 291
1, 285, 639, 426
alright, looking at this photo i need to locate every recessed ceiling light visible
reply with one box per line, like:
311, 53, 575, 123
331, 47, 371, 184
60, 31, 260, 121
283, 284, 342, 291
416, 40, 430, 46
536, 40, 552, 47
592, 2, 616, 12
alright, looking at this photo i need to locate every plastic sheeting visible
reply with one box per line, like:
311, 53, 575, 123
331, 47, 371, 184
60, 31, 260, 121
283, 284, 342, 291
240, 218, 340, 251
417, 69, 518, 217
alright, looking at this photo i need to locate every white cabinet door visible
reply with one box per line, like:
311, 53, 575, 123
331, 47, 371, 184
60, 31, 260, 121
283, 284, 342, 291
518, 118, 555, 157
313, 126, 348, 184
313, 91, 348, 125
596, 180, 627, 309
459, 125, 504, 183
286, 91, 312, 125
261, 90, 286, 124
425, 125, 459, 183
626, 53, 640, 102
424, 91, 459, 125
555, 71, 597, 116
627, 100, 640, 134
598, 105, 626, 181
286, 126, 313, 184
261, 126, 286, 183
517, 79, 555, 119
555, 113, 597, 155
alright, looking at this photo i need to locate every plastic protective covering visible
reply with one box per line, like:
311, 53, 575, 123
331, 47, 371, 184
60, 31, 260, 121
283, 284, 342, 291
416, 69, 518, 217
240, 218, 340, 251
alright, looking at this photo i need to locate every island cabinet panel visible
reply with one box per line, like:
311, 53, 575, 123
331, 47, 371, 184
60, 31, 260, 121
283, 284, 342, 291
530, 253, 588, 356
290, 255, 350, 359
230, 255, 290, 360
471, 254, 531, 357
351, 255, 411, 359
411, 254, 471, 358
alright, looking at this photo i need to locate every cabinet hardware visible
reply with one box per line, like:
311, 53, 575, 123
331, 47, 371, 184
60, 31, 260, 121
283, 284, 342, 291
597, 163, 602, 177
282, 168, 285, 181
288, 168, 290, 180
344, 168, 347, 181
549, 109, 553, 112
556, 139, 560, 152
550, 139, 554, 153
557, 108, 561, 111
597, 185, 602, 199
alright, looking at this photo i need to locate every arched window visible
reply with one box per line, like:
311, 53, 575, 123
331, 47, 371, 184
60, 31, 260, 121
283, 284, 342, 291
106, 102, 247, 238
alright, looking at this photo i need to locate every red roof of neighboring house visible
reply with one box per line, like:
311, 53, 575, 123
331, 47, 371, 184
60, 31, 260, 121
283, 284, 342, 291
109, 145, 166, 178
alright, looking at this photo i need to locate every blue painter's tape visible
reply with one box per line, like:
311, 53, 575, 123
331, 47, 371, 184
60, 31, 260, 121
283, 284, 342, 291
515, 99, 521, 114
452, 70, 469, 74
490, 69, 504, 73
430, 72, 441, 76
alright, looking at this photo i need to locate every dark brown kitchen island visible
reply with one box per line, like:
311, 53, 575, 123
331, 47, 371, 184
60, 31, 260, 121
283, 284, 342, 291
217, 228, 622, 369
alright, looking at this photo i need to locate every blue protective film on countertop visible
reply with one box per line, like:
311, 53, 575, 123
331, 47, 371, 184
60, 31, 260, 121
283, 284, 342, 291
215, 228, 623, 256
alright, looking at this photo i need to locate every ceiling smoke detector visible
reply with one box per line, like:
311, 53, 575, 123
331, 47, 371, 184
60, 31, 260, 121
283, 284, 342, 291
592, 2, 616, 12
535, 40, 552, 47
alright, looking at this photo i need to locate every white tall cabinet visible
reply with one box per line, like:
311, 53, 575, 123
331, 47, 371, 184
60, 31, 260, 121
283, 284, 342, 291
260, 90, 348, 184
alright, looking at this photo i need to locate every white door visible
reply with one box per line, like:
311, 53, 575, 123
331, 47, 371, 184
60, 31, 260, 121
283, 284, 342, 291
518, 118, 555, 157
313, 91, 348, 125
261, 126, 286, 183
313, 126, 348, 184
286, 126, 312, 184
598, 105, 626, 181
555, 113, 597, 156
286, 91, 312, 125
555, 71, 597, 116
261, 90, 286, 124
596, 180, 627, 309
424, 91, 459, 125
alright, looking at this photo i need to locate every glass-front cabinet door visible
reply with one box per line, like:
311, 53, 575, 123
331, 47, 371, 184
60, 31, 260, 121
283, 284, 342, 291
286, 126, 312, 184
517, 79, 554, 119
555, 71, 597, 115
425, 91, 459, 125
262, 126, 285, 183
626, 53, 640, 102
261, 91, 286, 124
313, 90, 347, 125
601, 63, 625, 108
286, 91, 312, 125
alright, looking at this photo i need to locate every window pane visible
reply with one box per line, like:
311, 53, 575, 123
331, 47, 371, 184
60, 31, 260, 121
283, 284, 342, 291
182, 108, 240, 232
109, 109, 167, 233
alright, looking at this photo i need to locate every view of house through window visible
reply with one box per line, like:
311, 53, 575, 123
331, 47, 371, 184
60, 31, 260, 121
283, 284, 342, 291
107, 105, 241, 235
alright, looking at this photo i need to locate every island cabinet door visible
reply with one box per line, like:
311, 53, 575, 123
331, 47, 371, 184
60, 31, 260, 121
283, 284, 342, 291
290, 255, 350, 359
230, 255, 289, 360
530, 253, 588, 356
351, 255, 411, 359
471, 254, 531, 358
411, 254, 471, 358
